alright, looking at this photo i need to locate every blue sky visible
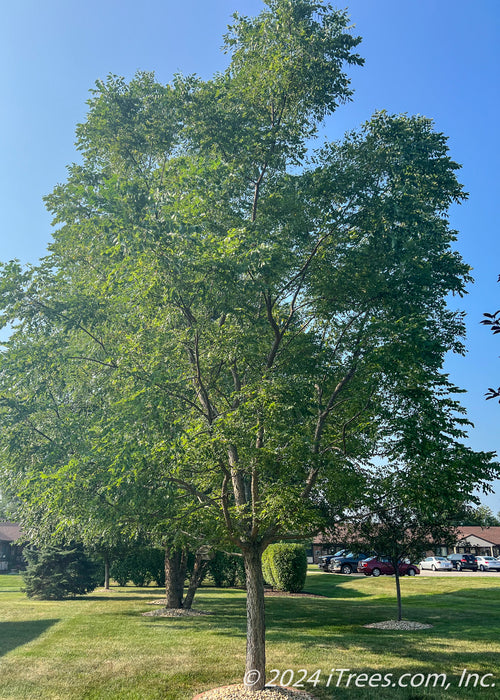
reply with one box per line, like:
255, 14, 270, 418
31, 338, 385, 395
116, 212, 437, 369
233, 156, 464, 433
1, 1, 499, 511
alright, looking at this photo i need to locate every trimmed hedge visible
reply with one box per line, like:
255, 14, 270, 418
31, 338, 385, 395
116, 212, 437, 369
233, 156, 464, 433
262, 547, 277, 588
110, 547, 165, 587
208, 551, 246, 588
262, 543, 307, 593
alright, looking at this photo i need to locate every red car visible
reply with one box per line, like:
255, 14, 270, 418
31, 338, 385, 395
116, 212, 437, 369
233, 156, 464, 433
357, 556, 420, 577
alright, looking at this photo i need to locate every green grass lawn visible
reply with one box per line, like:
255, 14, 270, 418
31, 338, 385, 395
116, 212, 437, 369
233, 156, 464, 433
1, 569, 499, 699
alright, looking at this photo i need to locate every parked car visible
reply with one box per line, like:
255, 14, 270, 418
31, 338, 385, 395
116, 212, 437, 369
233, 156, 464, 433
447, 553, 478, 571
318, 550, 346, 571
357, 556, 420, 577
418, 556, 453, 572
475, 556, 500, 572
328, 552, 370, 574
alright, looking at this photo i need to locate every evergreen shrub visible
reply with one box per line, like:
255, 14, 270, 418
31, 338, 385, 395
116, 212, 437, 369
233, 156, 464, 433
23, 544, 101, 599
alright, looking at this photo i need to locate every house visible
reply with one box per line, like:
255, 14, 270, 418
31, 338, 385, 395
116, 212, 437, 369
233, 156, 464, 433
310, 525, 500, 563
442, 526, 500, 558
311, 529, 350, 563
0, 522, 23, 571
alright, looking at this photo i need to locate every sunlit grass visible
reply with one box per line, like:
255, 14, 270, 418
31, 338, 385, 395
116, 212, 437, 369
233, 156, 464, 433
0, 570, 499, 698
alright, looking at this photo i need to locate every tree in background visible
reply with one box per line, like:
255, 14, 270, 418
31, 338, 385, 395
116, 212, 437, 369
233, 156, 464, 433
1, 0, 498, 690
459, 504, 500, 527
0, 312, 217, 606
345, 392, 497, 622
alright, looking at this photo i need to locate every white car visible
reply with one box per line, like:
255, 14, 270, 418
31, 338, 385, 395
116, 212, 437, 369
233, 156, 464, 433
419, 556, 453, 571
476, 556, 500, 572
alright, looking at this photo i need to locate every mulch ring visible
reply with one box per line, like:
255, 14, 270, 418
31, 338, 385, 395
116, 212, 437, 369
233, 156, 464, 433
364, 620, 433, 630
193, 685, 318, 700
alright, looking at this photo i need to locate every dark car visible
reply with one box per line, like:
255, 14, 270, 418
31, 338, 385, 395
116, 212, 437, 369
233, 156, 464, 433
447, 553, 478, 571
328, 552, 370, 575
317, 550, 346, 571
357, 556, 420, 577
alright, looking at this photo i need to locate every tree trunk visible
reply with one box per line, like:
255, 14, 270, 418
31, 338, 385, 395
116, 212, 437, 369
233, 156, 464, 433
164, 547, 187, 608
242, 543, 266, 691
394, 566, 402, 621
183, 551, 210, 610
104, 555, 110, 590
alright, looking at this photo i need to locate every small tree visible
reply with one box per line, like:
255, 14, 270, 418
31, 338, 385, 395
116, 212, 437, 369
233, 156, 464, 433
23, 543, 101, 599
348, 443, 495, 621
348, 492, 447, 621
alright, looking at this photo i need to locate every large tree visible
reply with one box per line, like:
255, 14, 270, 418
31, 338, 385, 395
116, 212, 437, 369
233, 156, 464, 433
1, 0, 497, 690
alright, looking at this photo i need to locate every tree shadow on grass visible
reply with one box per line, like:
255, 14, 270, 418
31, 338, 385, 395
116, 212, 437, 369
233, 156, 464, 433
304, 654, 500, 700
161, 583, 500, 649
84, 594, 164, 601
84, 586, 170, 601
0, 619, 59, 657
183, 587, 500, 698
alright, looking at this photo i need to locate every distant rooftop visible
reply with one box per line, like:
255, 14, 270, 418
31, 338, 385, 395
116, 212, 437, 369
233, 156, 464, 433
313, 525, 500, 546
457, 526, 500, 546
0, 521, 21, 542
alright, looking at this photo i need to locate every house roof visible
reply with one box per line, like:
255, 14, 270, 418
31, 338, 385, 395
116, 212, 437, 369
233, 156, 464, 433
313, 525, 500, 547
0, 522, 21, 543
456, 526, 500, 546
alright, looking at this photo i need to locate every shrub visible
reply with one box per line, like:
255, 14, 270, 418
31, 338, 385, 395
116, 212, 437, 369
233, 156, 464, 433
23, 544, 101, 599
109, 556, 131, 586
262, 547, 277, 587
262, 543, 307, 593
147, 548, 166, 587
110, 547, 165, 587
208, 551, 246, 587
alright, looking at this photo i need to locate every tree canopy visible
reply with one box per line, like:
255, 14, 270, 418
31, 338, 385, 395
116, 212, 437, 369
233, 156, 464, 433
0, 0, 498, 690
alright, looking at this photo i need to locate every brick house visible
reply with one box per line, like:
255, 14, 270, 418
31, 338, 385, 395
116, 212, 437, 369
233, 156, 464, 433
311, 526, 500, 563
443, 526, 500, 558
311, 529, 350, 563
0, 522, 23, 571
